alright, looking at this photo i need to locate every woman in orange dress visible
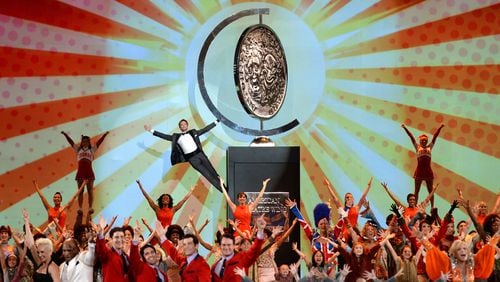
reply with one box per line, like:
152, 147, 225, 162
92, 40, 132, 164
324, 176, 373, 239
136, 179, 194, 227
220, 177, 270, 238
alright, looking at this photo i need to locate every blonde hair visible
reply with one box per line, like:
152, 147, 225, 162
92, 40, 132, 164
36, 238, 54, 254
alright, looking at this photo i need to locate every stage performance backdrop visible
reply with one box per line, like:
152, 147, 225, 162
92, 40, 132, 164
1, 0, 498, 257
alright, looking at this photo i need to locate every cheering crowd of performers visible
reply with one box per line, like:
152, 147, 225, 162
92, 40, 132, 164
1, 120, 499, 281
2, 175, 499, 281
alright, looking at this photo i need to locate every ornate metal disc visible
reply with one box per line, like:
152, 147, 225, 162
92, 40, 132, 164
234, 24, 288, 119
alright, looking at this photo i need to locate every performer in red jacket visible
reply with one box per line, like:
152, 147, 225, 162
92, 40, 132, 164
158, 232, 210, 282
130, 242, 167, 282
210, 215, 267, 282
95, 225, 132, 282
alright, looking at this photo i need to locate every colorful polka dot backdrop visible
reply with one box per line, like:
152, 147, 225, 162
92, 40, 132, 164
0, 1, 498, 239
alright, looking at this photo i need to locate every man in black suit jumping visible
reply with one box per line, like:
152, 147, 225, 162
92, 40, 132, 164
144, 119, 223, 192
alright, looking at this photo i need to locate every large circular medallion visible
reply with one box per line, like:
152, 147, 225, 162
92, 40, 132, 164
234, 24, 288, 119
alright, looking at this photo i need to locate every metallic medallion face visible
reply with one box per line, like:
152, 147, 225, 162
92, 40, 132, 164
234, 24, 288, 119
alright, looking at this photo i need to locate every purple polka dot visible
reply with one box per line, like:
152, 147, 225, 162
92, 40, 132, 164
53, 79, 60, 86
35, 88, 41, 95
15, 142, 20, 148
21, 36, 31, 45
0, 26, 5, 37
54, 33, 63, 42
27, 23, 36, 32
16, 96, 23, 103
41, 28, 49, 37
68, 38, 76, 46
36, 42, 44, 49
20, 82, 28, 90
2, 91, 10, 98
8, 30, 18, 41
67, 85, 73, 91
49, 93, 55, 99
12, 18, 23, 27
83, 0, 91, 6
7, 78, 15, 85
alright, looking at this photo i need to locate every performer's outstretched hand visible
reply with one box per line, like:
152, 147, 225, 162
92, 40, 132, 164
144, 124, 152, 132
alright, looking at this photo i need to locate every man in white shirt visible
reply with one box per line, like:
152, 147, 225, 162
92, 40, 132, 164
144, 119, 223, 191
60, 238, 95, 282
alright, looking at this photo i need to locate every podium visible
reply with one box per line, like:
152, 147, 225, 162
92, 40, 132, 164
226, 146, 300, 265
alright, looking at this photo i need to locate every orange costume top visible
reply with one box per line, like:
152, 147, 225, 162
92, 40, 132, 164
403, 206, 418, 219
425, 243, 496, 281
234, 205, 252, 236
157, 207, 174, 228
48, 206, 66, 228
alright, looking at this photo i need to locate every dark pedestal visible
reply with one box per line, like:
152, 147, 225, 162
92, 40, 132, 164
226, 146, 300, 266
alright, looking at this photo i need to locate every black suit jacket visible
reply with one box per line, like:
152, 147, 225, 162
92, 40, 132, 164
152, 121, 217, 165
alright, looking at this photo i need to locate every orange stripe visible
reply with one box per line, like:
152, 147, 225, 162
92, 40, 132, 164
0, 0, 167, 43
0, 47, 164, 77
329, 3, 500, 58
0, 106, 180, 211
330, 64, 499, 94
1, 85, 170, 141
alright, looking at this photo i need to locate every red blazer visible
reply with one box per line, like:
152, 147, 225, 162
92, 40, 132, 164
130, 243, 167, 281
210, 238, 264, 282
160, 240, 210, 282
96, 237, 132, 282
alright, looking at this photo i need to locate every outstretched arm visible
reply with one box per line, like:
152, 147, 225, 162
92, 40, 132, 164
95, 131, 109, 148
380, 182, 404, 208
401, 124, 417, 146
188, 215, 213, 251
430, 123, 445, 145
33, 180, 51, 211
220, 177, 237, 212
420, 183, 439, 206
323, 177, 343, 208
197, 120, 219, 136
491, 192, 500, 214
144, 125, 174, 141
356, 177, 373, 209
61, 131, 75, 147
173, 186, 195, 213
249, 178, 270, 211
135, 180, 160, 213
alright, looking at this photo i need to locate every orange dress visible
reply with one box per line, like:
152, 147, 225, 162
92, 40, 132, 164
157, 207, 174, 228
48, 206, 66, 228
234, 205, 252, 236
425, 243, 496, 281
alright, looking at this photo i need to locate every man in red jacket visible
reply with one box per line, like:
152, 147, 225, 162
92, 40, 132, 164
210, 216, 266, 282
95, 226, 132, 282
159, 233, 211, 281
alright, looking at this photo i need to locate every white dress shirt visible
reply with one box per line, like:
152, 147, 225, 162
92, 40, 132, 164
60, 243, 95, 282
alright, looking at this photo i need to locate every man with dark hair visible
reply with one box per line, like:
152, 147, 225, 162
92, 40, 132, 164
144, 119, 223, 192
95, 225, 132, 282
129, 225, 166, 282
60, 236, 95, 282
210, 216, 267, 282
158, 231, 210, 282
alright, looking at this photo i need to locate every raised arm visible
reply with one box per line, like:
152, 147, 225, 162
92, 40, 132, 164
33, 180, 51, 211
380, 182, 404, 207
220, 177, 236, 212
135, 180, 160, 213
95, 131, 109, 148
420, 183, 439, 206
188, 215, 213, 251
491, 192, 500, 214
173, 186, 195, 213
60, 131, 75, 147
430, 123, 445, 145
356, 177, 373, 209
323, 177, 343, 208
196, 120, 219, 136
401, 124, 417, 146
248, 178, 270, 211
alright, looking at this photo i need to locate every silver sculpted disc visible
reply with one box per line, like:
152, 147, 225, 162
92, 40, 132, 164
234, 24, 288, 119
